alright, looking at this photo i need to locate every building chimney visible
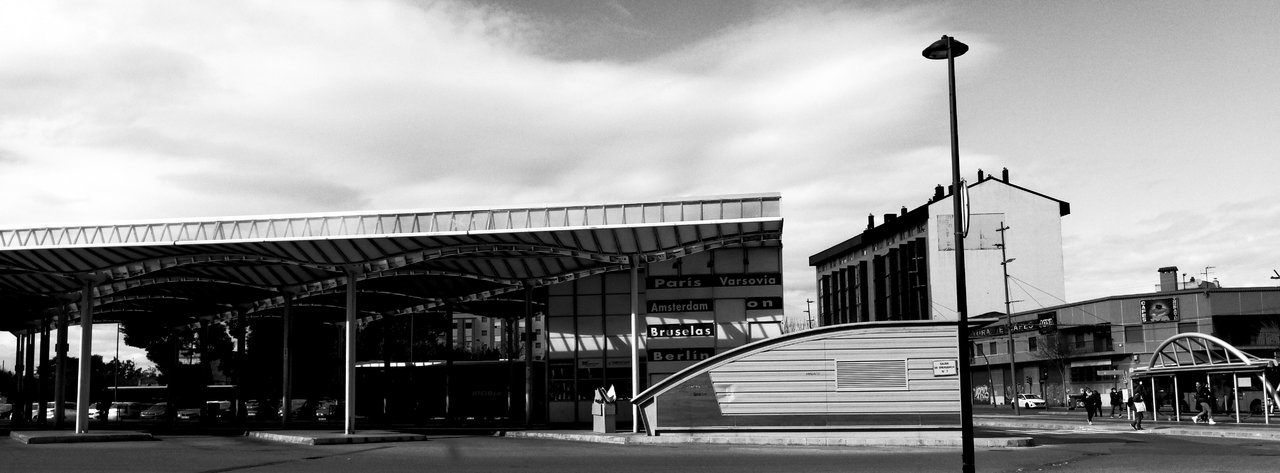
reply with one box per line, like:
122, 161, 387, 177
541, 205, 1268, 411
933, 185, 945, 202
1158, 266, 1179, 292
867, 214, 875, 230
977, 169, 985, 181
1002, 167, 1009, 182
900, 206, 908, 217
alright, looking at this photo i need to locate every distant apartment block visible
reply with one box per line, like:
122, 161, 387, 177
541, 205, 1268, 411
809, 168, 1070, 323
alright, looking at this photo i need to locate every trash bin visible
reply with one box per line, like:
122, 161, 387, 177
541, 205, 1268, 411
592, 386, 617, 434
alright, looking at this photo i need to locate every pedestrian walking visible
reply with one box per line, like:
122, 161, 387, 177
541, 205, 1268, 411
1130, 389, 1147, 430
1085, 388, 1101, 425
1109, 388, 1123, 418
1193, 381, 1216, 424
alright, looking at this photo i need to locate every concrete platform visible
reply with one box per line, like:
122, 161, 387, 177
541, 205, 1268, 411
10, 430, 154, 444
246, 430, 428, 445
502, 429, 1033, 448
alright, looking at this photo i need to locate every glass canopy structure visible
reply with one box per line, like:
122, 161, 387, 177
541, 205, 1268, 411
1, 193, 783, 434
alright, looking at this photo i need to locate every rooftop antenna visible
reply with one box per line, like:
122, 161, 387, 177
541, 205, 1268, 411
1202, 266, 1215, 282
1271, 269, 1279, 281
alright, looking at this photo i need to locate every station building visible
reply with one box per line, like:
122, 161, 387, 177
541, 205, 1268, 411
1, 193, 784, 432
969, 267, 1280, 414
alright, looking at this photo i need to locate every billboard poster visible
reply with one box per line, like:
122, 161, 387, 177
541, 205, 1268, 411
1140, 298, 1179, 323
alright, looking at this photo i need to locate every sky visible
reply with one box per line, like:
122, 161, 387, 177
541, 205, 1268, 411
2, 0, 1279, 373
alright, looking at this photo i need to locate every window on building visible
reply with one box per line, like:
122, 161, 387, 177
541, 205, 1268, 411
1070, 366, 1105, 383
1094, 330, 1114, 352
1125, 325, 1144, 344
974, 343, 984, 356
465, 320, 474, 329
989, 341, 997, 355
1028, 336, 1037, 352
1178, 322, 1198, 334
1073, 332, 1086, 349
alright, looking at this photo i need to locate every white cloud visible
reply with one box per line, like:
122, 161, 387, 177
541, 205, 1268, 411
6, 1, 1275, 374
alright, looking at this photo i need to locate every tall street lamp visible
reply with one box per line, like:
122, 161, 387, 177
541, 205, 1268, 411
923, 34, 973, 473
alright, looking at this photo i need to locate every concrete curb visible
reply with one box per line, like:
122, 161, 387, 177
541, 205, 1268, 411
10, 430, 154, 444
246, 430, 428, 445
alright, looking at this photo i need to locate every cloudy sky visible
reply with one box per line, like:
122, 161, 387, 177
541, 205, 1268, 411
3, 0, 1279, 372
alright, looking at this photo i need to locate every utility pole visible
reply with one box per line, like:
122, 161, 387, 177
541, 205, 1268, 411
804, 299, 814, 328
997, 223, 1019, 415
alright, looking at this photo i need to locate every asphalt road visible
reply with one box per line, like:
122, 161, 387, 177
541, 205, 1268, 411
4, 429, 1280, 473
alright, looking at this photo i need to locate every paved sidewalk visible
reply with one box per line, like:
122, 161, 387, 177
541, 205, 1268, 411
8, 406, 1277, 448
501, 407, 1280, 448
974, 405, 1280, 442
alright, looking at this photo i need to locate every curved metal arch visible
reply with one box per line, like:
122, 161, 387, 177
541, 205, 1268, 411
98, 253, 341, 281
224, 268, 519, 319
1147, 332, 1272, 371
642, 234, 781, 264
356, 242, 630, 274
50, 277, 272, 320
371, 263, 629, 323
95, 276, 272, 298
364, 268, 521, 287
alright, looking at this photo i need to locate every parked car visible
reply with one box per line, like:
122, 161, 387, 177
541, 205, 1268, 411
31, 402, 78, 422
315, 399, 340, 421
246, 399, 278, 420
108, 402, 148, 421
1015, 394, 1046, 409
141, 402, 171, 420
1, 403, 13, 420
279, 398, 317, 420
176, 405, 202, 420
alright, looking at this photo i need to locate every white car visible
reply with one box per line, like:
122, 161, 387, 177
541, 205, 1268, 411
1015, 394, 1046, 409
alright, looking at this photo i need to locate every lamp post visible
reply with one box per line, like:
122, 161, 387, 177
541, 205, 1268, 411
923, 34, 973, 473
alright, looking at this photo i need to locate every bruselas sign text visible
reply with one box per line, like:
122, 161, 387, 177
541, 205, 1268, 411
647, 273, 782, 289
648, 323, 715, 338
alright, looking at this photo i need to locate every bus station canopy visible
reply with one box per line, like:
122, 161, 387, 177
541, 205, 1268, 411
0, 193, 783, 332
1132, 332, 1278, 378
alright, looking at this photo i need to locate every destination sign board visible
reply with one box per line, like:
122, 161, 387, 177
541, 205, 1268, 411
647, 323, 716, 338
647, 273, 782, 290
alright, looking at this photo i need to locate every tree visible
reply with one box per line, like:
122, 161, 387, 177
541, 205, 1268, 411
1036, 329, 1076, 406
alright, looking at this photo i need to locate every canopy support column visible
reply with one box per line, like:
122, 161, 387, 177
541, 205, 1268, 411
630, 254, 640, 434
343, 269, 359, 435
13, 331, 25, 426
38, 318, 50, 425
25, 329, 38, 423
54, 308, 69, 427
74, 276, 97, 434
1233, 372, 1241, 423
445, 306, 453, 423
281, 291, 293, 426
1169, 377, 1177, 423
524, 284, 534, 427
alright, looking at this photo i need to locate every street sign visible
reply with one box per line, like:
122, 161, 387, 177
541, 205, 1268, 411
933, 360, 958, 376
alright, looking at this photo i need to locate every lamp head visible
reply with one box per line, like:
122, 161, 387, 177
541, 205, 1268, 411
923, 35, 968, 60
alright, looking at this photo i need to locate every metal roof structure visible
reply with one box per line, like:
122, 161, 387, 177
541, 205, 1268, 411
0, 193, 783, 332
1133, 332, 1278, 376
